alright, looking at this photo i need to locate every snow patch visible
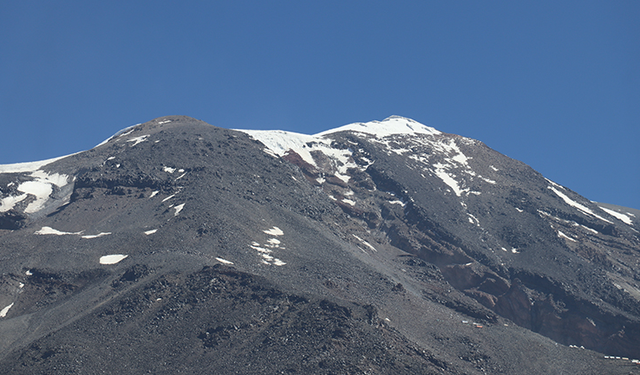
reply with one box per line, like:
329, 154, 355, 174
273, 259, 286, 266
81, 232, 111, 239
15, 171, 70, 213
118, 129, 135, 138
144, 229, 158, 235
315, 116, 441, 138
35, 226, 82, 236
249, 227, 287, 266
263, 227, 284, 236
0, 155, 71, 173
549, 186, 612, 224
481, 177, 496, 184
250, 245, 272, 254
0, 194, 28, 213
352, 234, 377, 252
467, 214, 480, 226
342, 199, 356, 206
149, 191, 159, 198
237, 130, 317, 159
558, 231, 577, 242
99, 254, 128, 265
0, 302, 14, 318
598, 205, 633, 225
216, 257, 234, 265
433, 164, 467, 196
163, 166, 176, 173
162, 194, 176, 202
173, 203, 185, 216
126, 135, 149, 147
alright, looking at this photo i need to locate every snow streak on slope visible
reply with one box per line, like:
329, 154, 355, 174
0, 155, 71, 173
547, 182, 612, 224
239, 129, 363, 183
598, 205, 634, 226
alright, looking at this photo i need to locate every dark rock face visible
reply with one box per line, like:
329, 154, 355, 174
0, 115, 638, 374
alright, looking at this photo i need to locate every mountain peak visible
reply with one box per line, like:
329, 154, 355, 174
315, 116, 441, 138
1, 115, 639, 374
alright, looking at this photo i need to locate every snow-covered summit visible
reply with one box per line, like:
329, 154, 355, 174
315, 116, 441, 138
237, 116, 440, 158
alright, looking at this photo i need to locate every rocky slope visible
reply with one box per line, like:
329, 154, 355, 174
0, 115, 638, 374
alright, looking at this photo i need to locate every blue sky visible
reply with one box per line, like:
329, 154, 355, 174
1, 1, 638, 209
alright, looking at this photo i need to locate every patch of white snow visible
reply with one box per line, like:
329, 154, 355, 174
598, 206, 633, 225
35, 226, 82, 236
315, 116, 441, 138
433, 164, 467, 196
81, 232, 112, 239
162, 194, 176, 202
0, 193, 28, 213
0, 303, 14, 318
266, 238, 281, 246
0, 155, 71, 173
352, 234, 377, 252
273, 259, 286, 266
216, 257, 234, 265
342, 199, 356, 206
549, 186, 612, 224
126, 135, 149, 147
16, 171, 70, 213
558, 231, 578, 242
99, 254, 128, 265
173, 203, 185, 216
263, 227, 284, 236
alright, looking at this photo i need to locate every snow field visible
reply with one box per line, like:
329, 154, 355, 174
0, 170, 71, 213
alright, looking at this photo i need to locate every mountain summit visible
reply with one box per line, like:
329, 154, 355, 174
0, 116, 638, 374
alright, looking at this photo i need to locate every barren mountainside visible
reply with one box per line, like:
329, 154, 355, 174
0, 116, 638, 374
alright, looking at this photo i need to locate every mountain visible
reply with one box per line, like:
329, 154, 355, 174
0, 115, 638, 374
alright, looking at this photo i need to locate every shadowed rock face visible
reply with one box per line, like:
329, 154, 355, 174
0, 115, 638, 374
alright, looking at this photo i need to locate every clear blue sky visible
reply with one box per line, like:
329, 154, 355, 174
1, 1, 638, 209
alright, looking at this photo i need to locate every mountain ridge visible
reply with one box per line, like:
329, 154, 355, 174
0, 115, 638, 374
